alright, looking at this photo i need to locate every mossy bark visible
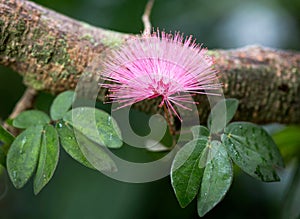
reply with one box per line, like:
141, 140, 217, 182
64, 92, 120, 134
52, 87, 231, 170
0, 0, 130, 92
1, 0, 300, 124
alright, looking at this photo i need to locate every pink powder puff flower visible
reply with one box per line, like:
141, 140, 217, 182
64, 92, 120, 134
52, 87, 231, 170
100, 30, 221, 121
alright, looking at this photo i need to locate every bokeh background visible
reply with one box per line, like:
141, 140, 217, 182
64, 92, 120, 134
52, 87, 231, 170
0, 0, 300, 218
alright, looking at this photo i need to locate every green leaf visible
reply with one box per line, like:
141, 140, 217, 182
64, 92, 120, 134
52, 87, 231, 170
222, 122, 284, 182
56, 121, 117, 172
208, 98, 239, 133
0, 149, 5, 167
5, 118, 13, 126
34, 125, 59, 195
198, 142, 233, 217
7, 125, 43, 188
0, 125, 14, 147
273, 126, 300, 161
63, 107, 122, 148
191, 125, 209, 139
13, 110, 50, 129
56, 121, 94, 169
198, 140, 220, 168
50, 91, 75, 120
0, 125, 14, 166
74, 129, 117, 172
171, 138, 208, 207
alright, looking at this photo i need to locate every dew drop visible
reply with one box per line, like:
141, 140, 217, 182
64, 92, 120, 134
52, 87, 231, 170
233, 150, 239, 158
21, 137, 26, 145
109, 133, 112, 141
43, 174, 47, 181
57, 123, 63, 128
19, 137, 26, 155
107, 116, 111, 125
12, 171, 17, 181
239, 125, 243, 129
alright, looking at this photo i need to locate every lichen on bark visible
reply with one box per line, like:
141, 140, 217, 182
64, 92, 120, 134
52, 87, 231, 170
0, 0, 130, 93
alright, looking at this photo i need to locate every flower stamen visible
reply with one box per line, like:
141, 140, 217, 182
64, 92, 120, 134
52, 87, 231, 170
100, 30, 221, 123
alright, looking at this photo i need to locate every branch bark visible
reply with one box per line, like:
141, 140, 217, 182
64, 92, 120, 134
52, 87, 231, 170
1, 0, 300, 124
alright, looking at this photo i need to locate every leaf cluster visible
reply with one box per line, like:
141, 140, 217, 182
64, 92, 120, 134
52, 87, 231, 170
0, 95, 285, 218
171, 99, 284, 217
5, 91, 122, 194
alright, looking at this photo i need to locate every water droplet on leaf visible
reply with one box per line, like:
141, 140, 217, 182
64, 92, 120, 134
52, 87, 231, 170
21, 137, 26, 145
19, 138, 26, 154
12, 171, 17, 181
107, 116, 111, 125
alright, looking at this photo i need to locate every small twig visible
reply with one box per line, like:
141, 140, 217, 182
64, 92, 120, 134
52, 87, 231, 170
8, 88, 37, 119
142, 0, 155, 35
4, 87, 37, 135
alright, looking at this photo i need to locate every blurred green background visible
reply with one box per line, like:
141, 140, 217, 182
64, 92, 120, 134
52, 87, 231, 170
0, 0, 300, 218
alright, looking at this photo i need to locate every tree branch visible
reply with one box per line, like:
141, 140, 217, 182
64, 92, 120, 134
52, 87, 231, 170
8, 87, 37, 119
1, 0, 300, 124
3, 87, 37, 135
